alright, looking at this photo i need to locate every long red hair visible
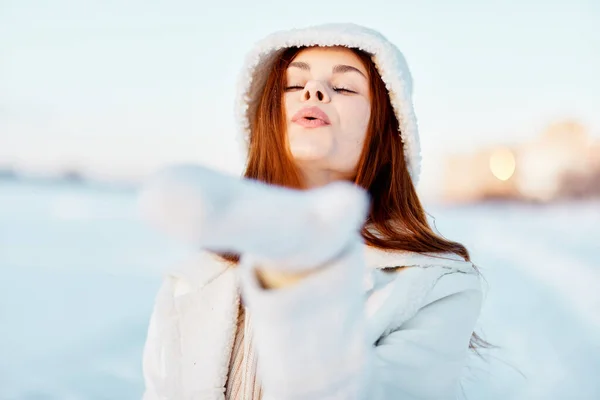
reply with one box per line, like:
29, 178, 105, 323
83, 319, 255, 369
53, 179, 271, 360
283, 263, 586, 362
222, 46, 489, 353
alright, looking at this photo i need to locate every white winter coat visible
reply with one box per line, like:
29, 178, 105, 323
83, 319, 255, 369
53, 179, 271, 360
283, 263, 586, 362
142, 240, 482, 399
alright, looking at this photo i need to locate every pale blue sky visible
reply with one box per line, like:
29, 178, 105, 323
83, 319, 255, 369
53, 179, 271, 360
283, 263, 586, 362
1, 0, 598, 193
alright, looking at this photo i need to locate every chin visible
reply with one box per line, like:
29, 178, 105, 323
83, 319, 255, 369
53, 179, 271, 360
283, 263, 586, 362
289, 145, 330, 162
288, 129, 334, 159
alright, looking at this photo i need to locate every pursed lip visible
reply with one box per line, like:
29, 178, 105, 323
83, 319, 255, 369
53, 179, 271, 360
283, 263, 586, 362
291, 106, 331, 125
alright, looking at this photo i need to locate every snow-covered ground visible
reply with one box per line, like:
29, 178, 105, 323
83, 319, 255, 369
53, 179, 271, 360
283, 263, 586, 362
1, 181, 599, 399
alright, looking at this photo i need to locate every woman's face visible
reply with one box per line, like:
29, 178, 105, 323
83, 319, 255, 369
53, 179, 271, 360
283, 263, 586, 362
284, 46, 371, 182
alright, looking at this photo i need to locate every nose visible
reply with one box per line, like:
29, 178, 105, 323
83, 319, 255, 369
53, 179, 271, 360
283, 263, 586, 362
301, 80, 331, 103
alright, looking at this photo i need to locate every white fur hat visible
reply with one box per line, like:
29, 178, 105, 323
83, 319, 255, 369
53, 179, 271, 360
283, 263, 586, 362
235, 23, 421, 185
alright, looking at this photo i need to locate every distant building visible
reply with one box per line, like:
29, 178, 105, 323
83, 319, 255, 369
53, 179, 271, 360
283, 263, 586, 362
442, 120, 599, 203
443, 147, 520, 203
516, 120, 591, 200
587, 140, 600, 170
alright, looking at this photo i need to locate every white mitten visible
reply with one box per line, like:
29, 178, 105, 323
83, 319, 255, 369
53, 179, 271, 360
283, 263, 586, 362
138, 164, 369, 271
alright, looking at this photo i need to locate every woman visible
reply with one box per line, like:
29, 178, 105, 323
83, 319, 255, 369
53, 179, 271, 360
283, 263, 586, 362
139, 23, 485, 400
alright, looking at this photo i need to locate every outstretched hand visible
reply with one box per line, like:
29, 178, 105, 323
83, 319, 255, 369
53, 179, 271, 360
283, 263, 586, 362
138, 164, 369, 272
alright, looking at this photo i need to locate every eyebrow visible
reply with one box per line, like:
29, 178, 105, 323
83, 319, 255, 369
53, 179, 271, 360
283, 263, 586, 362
288, 61, 367, 79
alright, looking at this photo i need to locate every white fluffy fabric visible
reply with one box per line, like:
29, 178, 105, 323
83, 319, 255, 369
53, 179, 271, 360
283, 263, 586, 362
138, 164, 370, 271
235, 23, 422, 185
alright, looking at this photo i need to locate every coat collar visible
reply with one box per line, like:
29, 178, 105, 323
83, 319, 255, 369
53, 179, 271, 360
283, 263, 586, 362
167, 245, 474, 287
363, 245, 472, 270
167, 257, 239, 398
167, 251, 231, 292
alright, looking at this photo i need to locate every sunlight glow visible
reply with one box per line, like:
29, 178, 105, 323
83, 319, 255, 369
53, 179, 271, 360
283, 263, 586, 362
489, 147, 516, 181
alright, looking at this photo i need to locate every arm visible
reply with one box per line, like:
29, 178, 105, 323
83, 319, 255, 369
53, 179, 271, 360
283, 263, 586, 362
367, 281, 482, 399
239, 241, 482, 400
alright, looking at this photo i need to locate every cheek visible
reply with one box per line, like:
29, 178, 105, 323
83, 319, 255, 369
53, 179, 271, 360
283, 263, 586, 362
338, 100, 371, 152
283, 93, 302, 118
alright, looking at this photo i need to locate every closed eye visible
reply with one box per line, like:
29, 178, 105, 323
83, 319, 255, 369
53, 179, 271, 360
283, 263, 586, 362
333, 87, 356, 94
284, 85, 356, 94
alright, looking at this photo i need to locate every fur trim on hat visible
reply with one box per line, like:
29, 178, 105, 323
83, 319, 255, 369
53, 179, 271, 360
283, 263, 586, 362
235, 23, 422, 185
